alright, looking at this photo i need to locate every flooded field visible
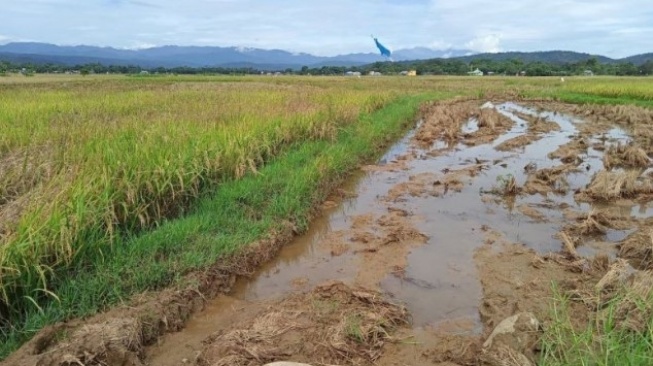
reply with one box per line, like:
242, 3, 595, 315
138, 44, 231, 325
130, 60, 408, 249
143, 99, 653, 365
8, 99, 653, 366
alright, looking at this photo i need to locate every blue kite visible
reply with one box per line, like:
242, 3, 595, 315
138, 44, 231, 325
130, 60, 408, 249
372, 35, 392, 60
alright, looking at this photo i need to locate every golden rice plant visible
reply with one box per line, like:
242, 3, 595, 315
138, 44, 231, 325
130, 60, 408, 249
0, 78, 396, 309
564, 79, 653, 101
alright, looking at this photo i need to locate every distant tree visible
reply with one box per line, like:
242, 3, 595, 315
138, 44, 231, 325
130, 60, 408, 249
80, 68, 90, 76
585, 57, 600, 72
640, 61, 653, 75
615, 62, 639, 76
503, 59, 524, 75
153, 67, 166, 74
525, 62, 553, 76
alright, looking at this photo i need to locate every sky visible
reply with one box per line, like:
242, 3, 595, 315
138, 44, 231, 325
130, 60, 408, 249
0, 0, 651, 58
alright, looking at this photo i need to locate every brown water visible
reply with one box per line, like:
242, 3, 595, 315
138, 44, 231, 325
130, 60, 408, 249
145, 102, 646, 365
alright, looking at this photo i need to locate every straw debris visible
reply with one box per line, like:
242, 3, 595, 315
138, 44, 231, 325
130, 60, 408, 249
619, 227, 653, 271
198, 282, 409, 366
603, 143, 650, 170
577, 170, 653, 202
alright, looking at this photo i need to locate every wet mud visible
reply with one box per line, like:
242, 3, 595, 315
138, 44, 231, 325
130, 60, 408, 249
7, 100, 653, 366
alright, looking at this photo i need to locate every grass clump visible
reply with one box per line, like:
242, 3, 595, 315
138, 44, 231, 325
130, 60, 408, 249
541, 276, 653, 366
490, 173, 521, 196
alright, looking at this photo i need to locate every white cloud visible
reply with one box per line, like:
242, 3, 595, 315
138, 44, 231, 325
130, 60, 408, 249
123, 41, 157, 50
0, 0, 651, 57
465, 35, 502, 53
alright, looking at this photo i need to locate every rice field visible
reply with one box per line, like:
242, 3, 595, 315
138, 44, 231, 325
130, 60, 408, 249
1, 74, 652, 360
0, 75, 647, 303
562, 78, 653, 101
0, 78, 410, 315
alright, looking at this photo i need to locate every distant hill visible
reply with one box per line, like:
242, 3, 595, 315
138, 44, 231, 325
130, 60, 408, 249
0, 52, 164, 68
621, 53, 653, 65
0, 42, 473, 69
451, 50, 615, 64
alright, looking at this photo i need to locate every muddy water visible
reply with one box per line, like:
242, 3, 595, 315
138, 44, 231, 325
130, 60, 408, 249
145, 102, 647, 365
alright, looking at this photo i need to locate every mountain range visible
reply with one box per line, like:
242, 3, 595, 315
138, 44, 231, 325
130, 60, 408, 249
0, 43, 651, 70
0, 42, 473, 70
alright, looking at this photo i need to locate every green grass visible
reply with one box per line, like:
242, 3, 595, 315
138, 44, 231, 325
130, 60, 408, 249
540, 285, 653, 366
345, 314, 365, 344
0, 91, 444, 359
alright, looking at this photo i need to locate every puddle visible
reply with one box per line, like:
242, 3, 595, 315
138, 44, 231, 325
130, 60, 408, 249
605, 127, 632, 143
145, 101, 653, 365
606, 228, 635, 242
632, 204, 653, 218
462, 118, 479, 134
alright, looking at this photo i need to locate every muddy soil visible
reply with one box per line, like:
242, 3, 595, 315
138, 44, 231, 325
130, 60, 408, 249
6, 99, 653, 366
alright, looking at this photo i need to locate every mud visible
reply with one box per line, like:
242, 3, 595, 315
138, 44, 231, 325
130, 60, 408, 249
7, 99, 653, 366
197, 282, 409, 366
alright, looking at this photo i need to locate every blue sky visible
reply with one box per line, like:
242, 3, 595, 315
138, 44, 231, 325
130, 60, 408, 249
0, 0, 651, 57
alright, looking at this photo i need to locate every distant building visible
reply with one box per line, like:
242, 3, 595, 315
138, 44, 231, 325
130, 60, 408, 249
345, 71, 362, 77
407, 70, 417, 76
584, 70, 594, 76
140, 70, 150, 75
369, 71, 382, 76
467, 68, 483, 76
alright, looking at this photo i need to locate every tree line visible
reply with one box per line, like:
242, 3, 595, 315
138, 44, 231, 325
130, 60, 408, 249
1, 57, 652, 77
327, 57, 653, 76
